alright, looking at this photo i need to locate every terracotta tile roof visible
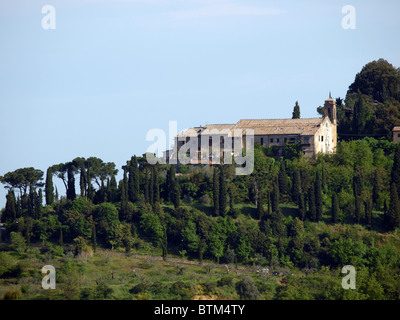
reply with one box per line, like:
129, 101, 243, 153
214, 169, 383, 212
176, 118, 325, 138
233, 118, 324, 136
393, 126, 400, 131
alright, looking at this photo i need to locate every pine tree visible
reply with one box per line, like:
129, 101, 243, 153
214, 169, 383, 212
45, 167, 54, 205
213, 167, 220, 216
331, 192, 339, 223
219, 166, 227, 216
292, 101, 301, 119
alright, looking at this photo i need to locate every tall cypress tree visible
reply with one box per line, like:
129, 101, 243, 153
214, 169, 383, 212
292, 101, 301, 119
278, 160, 289, 195
292, 168, 301, 204
79, 162, 87, 198
365, 197, 373, 226
128, 156, 140, 203
3, 190, 17, 223
388, 182, 400, 230
213, 167, 220, 216
272, 176, 280, 213
331, 192, 339, 223
392, 144, 400, 199
219, 166, 227, 216
315, 171, 323, 221
257, 190, 264, 220
45, 167, 54, 205
67, 166, 76, 201
308, 184, 316, 222
153, 165, 160, 205
170, 165, 180, 208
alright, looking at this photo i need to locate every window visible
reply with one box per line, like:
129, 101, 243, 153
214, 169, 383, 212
277, 138, 280, 143
209, 137, 212, 146
321, 136, 324, 142
284, 138, 287, 143
270, 138, 273, 143
398, 133, 400, 138
260, 137, 264, 145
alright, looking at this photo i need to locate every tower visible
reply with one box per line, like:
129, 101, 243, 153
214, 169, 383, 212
324, 92, 337, 125
323, 92, 337, 152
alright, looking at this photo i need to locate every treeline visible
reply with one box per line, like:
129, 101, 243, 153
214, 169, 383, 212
1, 138, 400, 275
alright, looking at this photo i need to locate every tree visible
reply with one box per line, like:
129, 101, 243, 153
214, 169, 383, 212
292, 168, 301, 204
315, 171, 323, 221
392, 145, 400, 200
236, 276, 260, 300
213, 167, 220, 216
0, 167, 44, 198
219, 166, 227, 216
128, 156, 140, 203
365, 197, 373, 226
257, 190, 264, 220
3, 190, 17, 224
278, 160, 289, 195
292, 101, 301, 119
331, 192, 339, 223
169, 166, 180, 208
388, 182, 400, 230
45, 167, 54, 206
67, 166, 76, 201
307, 184, 316, 222
272, 176, 280, 213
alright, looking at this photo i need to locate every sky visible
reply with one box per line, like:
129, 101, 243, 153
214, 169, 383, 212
0, 0, 400, 209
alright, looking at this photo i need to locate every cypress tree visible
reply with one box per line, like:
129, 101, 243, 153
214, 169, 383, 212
372, 170, 380, 207
170, 165, 180, 208
128, 156, 140, 203
354, 184, 361, 223
292, 168, 301, 204
278, 160, 289, 195
4, 190, 17, 223
392, 144, 400, 199
257, 190, 264, 220
298, 192, 306, 220
59, 227, 64, 246
365, 197, 373, 226
92, 222, 97, 253
45, 167, 54, 205
331, 192, 339, 223
308, 184, 316, 222
67, 166, 76, 201
315, 171, 323, 221
149, 167, 155, 206
219, 166, 227, 216
79, 163, 87, 198
213, 167, 220, 216
272, 176, 280, 213
388, 182, 400, 230
144, 169, 150, 204
292, 101, 301, 119
153, 165, 160, 205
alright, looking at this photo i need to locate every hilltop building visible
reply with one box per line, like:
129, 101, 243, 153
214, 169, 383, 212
166, 95, 337, 164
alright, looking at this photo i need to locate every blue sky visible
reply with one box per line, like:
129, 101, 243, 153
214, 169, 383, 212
0, 0, 399, 208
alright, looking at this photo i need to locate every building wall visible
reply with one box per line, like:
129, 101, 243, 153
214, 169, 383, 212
394, 130, 400, 144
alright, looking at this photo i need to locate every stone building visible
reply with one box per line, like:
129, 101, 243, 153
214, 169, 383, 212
168, 95, 337, 163
393, 126, 400, 144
